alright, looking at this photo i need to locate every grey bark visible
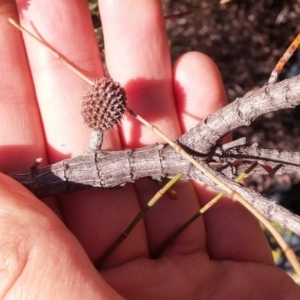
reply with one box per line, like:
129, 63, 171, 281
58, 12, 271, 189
6, 75, 300, 235
179, 75, 300, 153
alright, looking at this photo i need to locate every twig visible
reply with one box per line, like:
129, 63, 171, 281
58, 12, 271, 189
154, 161, 300, 275
268, 33, 300, 84
95, 174, 182, 268
179, 74, 300, 154
7, 142, 300, 236
154, 162, 259, 257
214, 141, 300, 178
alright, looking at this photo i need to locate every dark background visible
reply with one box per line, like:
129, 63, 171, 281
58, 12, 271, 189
163, 0, 300, 150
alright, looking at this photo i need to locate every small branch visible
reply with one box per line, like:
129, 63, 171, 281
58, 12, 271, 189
214, 141, 300, 178
95, 174, 182, 268
7, 142, 300, 236
179, 75, 300, 154
207, 169, 300, 236
154, 161, 259, 258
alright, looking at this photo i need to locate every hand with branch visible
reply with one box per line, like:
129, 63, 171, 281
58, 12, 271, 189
0, 0, 299, 299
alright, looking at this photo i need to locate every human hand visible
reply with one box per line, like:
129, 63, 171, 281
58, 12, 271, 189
0, 0, 299, 299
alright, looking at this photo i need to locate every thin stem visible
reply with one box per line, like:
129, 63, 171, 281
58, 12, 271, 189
8, 18, 94, 85
89, 129, 103, 151
95, 174, 182, 268
153, 164, 300, 277
268, 33, 300, 84
154, 162, 258, 258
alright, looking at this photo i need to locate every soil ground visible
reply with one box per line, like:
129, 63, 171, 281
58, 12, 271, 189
163, 0, 300, 150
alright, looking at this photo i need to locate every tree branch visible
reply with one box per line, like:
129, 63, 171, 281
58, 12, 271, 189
179, 75, 300, 153
6, 75, 300, 235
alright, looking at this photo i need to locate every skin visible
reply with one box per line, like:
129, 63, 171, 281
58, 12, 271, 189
0, 0, 299, 299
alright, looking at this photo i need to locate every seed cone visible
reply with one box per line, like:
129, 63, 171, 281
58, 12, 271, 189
81, 78, 127, 131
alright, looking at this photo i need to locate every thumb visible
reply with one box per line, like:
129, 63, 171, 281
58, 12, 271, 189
0, 173, 123, 299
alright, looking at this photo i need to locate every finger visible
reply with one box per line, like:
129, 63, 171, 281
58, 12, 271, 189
173, 52, 273, 264
0, 174, 124, 299
99, 0, 181, 147
0, 1, 47, 171
132, 178, 204, 256
173, 52, 227, 130
16, 0, 111, 159
16, 0, 146, 267
0, 0, 60, 213
100, 0, 202, 256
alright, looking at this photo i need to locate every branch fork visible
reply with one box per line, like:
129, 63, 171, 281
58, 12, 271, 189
6, 19, 300, 267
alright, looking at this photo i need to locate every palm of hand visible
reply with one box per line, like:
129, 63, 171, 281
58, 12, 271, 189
0, 0, 299, 299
